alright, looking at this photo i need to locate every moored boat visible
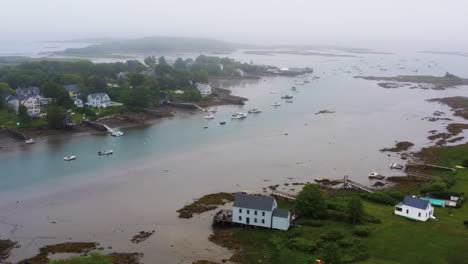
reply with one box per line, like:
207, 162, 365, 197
390, 162, 404, 169
271, 102, 281, 107
64, 156, 76, 161
314, 177, 330, 183
291, 86, 297, 91
281, 95, 293, 99
368, 172, 385, 179
204, 114, 215, 119
111, 131, 125, 137
231, 112, 247, 119
24, 139, 35, 144
248, 108, 262, 113
98, 150, 113, 155
286, 100, 293, 103
209, 107, 218, 113
219, 121, 226, 125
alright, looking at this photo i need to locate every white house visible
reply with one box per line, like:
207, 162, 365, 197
196, 83, 212, 96
232, 193, 290, 230
20, 96, 41, 116
74, 99, 84, 108
235, 68, 245, 77
394, 196, 434, 222
87, 93, 111, 108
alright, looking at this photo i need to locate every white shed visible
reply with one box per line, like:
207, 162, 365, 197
394, 196, 434, 222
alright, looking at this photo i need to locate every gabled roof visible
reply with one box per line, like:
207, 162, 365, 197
64, 84, 79, 93
233, 193, 275, 211
88, 93, 109, 99
402, 196, 430, 210
272, 208, 290, 218
196, 83, 211, 90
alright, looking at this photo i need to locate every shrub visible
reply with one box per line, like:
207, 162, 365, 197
463, 220, 468, 228
326, 200, 346, 211
363, 214, 382, 224
386, 190, 405, 201
287, 238, 317, 252
360, 192, 396, 205
352, 225, 372, 237
320, 230, 344, 242
328, 211, 347, 222
296, 219, 324, 227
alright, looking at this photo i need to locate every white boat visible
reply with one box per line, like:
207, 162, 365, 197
231, 112, 247, 119
390, 162, 404, 169
368, 172, 380, 177
271, 102, 281, 107
281, 95, 293, 99
64, 156, 76, 161
204, 114, 215, 119
368, 172, 385, 179
111, 131, 125, 137
209, 107, 218, 113
24, 139, 35, 144
248, 108, 262, 113
98, 150, 113, 155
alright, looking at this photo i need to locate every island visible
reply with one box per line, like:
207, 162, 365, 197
355, 72, 468, 90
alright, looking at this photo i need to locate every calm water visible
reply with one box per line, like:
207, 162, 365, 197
1, 49, 468, 263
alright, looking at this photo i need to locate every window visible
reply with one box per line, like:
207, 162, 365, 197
406, 209, 409, 214
395, 207, 402, 212
261, 219, 265, 224
239, 209, 242, 213
254, 211, 257, 215
239, 216, 242, 221
262, 212, 265, 216
254, 218, 257, 223
418, 212, 421, 217
247, 210, 250, 214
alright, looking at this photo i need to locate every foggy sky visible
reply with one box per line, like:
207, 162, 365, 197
3, 0, 468, 50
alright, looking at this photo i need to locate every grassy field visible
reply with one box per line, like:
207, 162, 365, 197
231, 145, 468, 264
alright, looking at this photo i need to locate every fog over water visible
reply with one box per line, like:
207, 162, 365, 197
2, 0, 468, 50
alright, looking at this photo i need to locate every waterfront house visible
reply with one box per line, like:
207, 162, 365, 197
16, 87, 40, 97
117, 72, 128, 80
232, 193, 290, 230
394, 196, 434, 221
21, 96, 41, 116
64, 84, 80, 99
74, 98, 84, 108
196, 83, 212, 96
87, 93, 111, 108
235, 68, 245, 77
5, 95, 19, 112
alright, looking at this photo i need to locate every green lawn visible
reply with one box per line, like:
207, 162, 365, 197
232, 145, 468, 264
0, 110, 19, 128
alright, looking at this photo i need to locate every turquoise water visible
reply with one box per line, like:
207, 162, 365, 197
2, 51, 468, 194
420, 197, 446, 206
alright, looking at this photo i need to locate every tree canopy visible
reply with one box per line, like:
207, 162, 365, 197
295, 184, 328, 219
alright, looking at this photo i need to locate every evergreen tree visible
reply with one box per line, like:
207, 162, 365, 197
347, 197, 365, 225
295, 184, 327, 218
18, 105, 31, 124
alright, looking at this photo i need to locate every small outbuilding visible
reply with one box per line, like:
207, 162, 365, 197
394, 196, 435, 222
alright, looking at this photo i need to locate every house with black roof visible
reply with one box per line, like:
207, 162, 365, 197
232, 193, 290, 230
394, 196, 435, 221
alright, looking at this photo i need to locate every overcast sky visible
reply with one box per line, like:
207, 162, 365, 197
3, 0, 468, 50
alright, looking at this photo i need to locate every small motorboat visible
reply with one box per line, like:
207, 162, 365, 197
368, 172, 385, 179
203, 126, 208, 129
111, 131, 125, 137
248, 108, 262, 113
219, 121, 226, 125
204, 114, 215, 119
231, 112, 247, 119
390, 162, 404, 169
64, 156, 76, 161
98, 150, 113, 155
281, 95, 293, 99
24, 139, 35, 144
209, 107, 218, 113
271, 102, 281, 107
314, 177, 330, 183
286, 100, 293, 103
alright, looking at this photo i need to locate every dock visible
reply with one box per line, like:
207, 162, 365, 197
166, 102, 207, 111
406, 162, 455, 172
213, 209, 233, 226
272, 190, 297, 200
342, 176, 374, 193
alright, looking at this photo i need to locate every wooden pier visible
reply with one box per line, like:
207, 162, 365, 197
406, 162, 455, 172
342, 176, 374, 193
213, 209, 233, 226
166, 102, 207, 111
272, 190, 297, 200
